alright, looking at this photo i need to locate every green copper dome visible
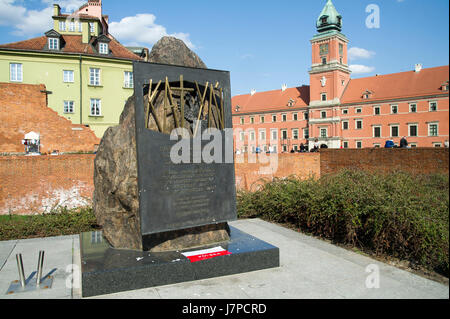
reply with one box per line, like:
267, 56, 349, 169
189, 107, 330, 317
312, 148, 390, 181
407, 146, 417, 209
316, 0, 342, 32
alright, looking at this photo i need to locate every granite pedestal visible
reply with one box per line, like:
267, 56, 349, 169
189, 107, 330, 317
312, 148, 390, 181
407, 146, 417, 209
80, 226, 279, 297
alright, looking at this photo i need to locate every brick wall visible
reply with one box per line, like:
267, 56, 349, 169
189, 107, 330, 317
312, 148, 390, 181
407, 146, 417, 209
1, 149, 448, 215
0, 82, 100, 154
0, 155, 95, 215
235, 153, 320, 191
320, 148, 449, 175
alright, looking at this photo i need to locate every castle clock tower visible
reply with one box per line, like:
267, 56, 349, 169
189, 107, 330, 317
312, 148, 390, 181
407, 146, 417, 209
309, 0, 351, 107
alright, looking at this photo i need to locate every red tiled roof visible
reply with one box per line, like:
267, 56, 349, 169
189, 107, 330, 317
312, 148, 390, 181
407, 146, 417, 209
0, 35, 142, 61
341, 65, 449, 104
232, 86, 310, 115
53, 14, 100, 20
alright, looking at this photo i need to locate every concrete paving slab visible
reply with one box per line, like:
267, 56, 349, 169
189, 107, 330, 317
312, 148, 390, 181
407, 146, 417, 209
0, 219, 448, 299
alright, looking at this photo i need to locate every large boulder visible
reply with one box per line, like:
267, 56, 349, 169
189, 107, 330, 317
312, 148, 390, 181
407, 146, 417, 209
93, 36, 229, 252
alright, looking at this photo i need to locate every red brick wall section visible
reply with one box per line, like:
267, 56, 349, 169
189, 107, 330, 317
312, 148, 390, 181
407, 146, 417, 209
235, 153, 321, 191
0, 82, 100, 154
0, 155, 95, 215
320, 148, 449, 176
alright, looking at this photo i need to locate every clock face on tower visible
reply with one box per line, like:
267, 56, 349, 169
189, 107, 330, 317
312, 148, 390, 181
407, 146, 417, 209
320, 43, 329, 55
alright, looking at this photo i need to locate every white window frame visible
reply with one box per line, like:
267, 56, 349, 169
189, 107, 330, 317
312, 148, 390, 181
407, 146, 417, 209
342, 109, 348, 115
89, 22, 95, 33
356, 141, 363, 149
89, 68, 101, 86
409, 103, 417, 113
342, 120, 349, 130
63, 70, 74, 83
373, 106, 380, 115
260, 116, 265, 123
69, 21, 75, 32
10, 63, 23, 82
59, 21, 66, 31
391, 104, 398, 114
77, 22, 83, 32
343, 141, 349, 149
64, 100, 74, 113
90, 99, 101, 116
259, 129, 266, 141
320, 128, 328, 138
355, 119, 363, 130
250, 116, 255, 124
240, 117, 244, 125
293, 113, 298, 121
355, 107, 362, 114
321, 93, 327, 101
281, 129, 288, 140
239, 131, 245, 142
272, 114, 277, 123
429, 101, 438, 112
373, 125, 382, 138
433, 143, 442, 148
124, 71, 133, 88
390, 125, 400, 138
282, 114, 287, 122
303, 128, 309, 139
408, 123, 418, 137
292, 129, 299, 140
271, 129, 278, 141
99, 42, 109, 54
321, 111, 327, 119
428, 122, 439, 137
250, 131, 255, 141
48, 38, 59, 50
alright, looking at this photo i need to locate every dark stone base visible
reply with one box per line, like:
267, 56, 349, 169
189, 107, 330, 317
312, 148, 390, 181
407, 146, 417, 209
80, 226, 280, 298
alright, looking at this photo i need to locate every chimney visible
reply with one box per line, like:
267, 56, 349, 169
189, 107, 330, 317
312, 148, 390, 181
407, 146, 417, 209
281, 84, 287, 92
250, 89, 256, 96
415, 64, 423, 72
53, 4, 61, 16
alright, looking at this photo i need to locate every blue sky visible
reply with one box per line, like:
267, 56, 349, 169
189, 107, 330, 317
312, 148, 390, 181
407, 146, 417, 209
0, 0, 449, 96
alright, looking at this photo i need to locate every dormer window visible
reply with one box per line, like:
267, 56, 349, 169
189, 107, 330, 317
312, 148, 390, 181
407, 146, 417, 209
99, 42, 108, 54
48, 38, 59, 50
321, 16, 328, 25
235, 105, 241, 112
362, 90, 373, 99
45, 30, 62, 51
287, 99, 295, 107
442, 81, 449, 91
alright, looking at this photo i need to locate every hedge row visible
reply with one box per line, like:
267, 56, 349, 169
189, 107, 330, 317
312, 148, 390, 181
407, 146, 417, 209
237, 170, 449, 276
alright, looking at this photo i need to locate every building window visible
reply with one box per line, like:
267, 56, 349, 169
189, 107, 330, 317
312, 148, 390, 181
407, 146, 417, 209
282, 145, 288, 152
343, 141, 349, 149
339, 43, 344, 55
433, 143, 442, 148
391, 105, 398, 114
48, 38, 59, 50
64, 101, 74, 113
342, 109, 348, 115
69, 21, 75, 32
373, 144, 381, 148
282, 114, 287, 122
99, 42, 109, 54
374, 106, 380, 115
429, 101, 438, 112
250, 116, 255, 124
373, 126, 381, 138
10, 63, 22, 82
342, 121, 349, 130
259, 130, 266, 141
410, 143, 417, 148
240, 117, 244, 125
340, 57, 343, 65
355, 108, 362, 114
321, 93, 327, 101
320, 128, 327, 138
272, 115, 277, 122
356, 141, 362, 149
89, 22, 95, 33
304, 112, 309, 120
391, 125, 399, 137
322, 57, 327, 65
250, 131, 255, 141
409, 103, 417, 113
271, 129, 278, 141
89, 68, 101, 86
409, 124, 418, 137
77, 22, 83, 32
293, 113, 298, 121
90, 99, 101, 116
303, 128, 309, 139
59, 21, 66, 31
124, 71, 133, 88
292, 129, 299, 140
356, 120, 363, 130
63, 70, 74, 83
281, 130, 288, 140
260, 116, 265, 123
321, 111, 327, 119
239, 132, 245, 142
428, 123, 438, 137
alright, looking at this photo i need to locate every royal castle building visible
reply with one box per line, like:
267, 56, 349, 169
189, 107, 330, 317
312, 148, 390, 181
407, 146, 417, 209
232, 0, 449, 151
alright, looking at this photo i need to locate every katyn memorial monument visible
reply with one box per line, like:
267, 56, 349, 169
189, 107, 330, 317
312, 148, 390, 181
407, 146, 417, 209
80, 37, 279, 297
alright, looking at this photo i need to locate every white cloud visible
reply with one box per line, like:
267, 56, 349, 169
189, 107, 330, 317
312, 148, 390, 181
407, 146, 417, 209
348, 47, 375, 61
350, 64, 376, 74
109, 13, 195, 49
41, 0, 86, 13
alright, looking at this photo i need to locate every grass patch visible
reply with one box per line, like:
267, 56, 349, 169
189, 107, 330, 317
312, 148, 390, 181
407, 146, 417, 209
237, 169, 449, 277
0, 207, 100, 241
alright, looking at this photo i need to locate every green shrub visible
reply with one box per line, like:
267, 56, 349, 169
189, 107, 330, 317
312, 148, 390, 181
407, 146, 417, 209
237, 169, 449, 276
0, 207, 100, 241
